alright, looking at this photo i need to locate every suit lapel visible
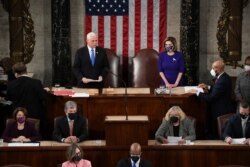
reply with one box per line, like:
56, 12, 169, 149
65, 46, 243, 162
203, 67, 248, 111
63, 117, 70, 135
245, 117, 250, 136
179, 121, 184, 136
83, 47, 92, 66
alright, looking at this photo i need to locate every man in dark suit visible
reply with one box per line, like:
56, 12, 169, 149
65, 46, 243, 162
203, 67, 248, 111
52, 101, 88, 143
6, 62, 48, 138
116, 143, 152, 167
190, 60, 234, 139
73, 32, 110, 88
223, 102, 250, 145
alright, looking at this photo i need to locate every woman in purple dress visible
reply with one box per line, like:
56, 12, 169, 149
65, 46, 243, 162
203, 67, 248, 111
158, 37, 185, 88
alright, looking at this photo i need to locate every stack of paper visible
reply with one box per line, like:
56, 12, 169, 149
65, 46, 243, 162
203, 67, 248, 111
8, 142, 40, 147
70, 92, 89, 97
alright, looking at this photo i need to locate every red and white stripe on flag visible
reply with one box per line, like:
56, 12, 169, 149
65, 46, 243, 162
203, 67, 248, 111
85, 0, 167, 65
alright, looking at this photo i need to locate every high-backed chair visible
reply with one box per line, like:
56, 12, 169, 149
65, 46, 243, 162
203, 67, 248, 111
131, 48, 161, 88
6, 118, 40, 132
104, 48, 120, 88
217, 113, 235, 139
54, 116, 88, 133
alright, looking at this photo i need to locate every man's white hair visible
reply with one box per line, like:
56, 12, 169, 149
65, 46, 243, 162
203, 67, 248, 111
87, 32, 97, 40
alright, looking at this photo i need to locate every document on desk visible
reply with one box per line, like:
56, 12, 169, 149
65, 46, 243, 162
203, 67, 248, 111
231, 138, 246, 144
164, 136, 182, 145
8, 142, 40, 147
184, 86, 204, 93
70, 92, 90, 97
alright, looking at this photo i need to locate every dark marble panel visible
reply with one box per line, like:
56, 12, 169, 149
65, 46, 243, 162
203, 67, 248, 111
180, 0, 200, 85
52, 0, 71, 86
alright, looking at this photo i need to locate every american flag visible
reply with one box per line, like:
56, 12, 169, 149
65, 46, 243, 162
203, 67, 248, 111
85, 0, 167, 78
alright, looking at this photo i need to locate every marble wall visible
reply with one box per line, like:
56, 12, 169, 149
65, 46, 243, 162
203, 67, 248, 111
0, 0, 249, 85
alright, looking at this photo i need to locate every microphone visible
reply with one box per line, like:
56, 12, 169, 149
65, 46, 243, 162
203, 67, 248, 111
104, 68, 128, 120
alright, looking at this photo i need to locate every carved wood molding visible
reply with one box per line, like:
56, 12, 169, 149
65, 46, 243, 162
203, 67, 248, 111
216, 0, 249, 68
1, 0, 35, 64
22, 0, 35, 64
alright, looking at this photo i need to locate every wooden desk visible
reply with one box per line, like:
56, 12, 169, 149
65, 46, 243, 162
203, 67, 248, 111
105, 115, 149, 146
0, 140, 249, 167
48, 88, 206, 139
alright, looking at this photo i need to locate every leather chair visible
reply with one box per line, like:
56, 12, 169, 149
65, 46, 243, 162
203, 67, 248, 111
131, 48, 161, 88
6, 118, 40, 132
54, 116, 88, 133
217, 113, 235, 139
104, 48, 120, 88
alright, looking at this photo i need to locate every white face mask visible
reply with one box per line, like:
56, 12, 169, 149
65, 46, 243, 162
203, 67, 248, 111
210, 69, 216, 77
244, 65, 250, 72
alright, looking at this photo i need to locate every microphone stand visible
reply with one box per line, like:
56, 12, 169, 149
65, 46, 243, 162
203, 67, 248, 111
105, 69, 128, 120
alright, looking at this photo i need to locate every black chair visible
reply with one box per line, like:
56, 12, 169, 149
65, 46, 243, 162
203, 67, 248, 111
217, 113, 235, 139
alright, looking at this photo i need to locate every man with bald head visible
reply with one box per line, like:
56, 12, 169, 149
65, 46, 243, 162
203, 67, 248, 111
116, 143, 152, 167
73, 32, 110, 88
191, 60, 234, 139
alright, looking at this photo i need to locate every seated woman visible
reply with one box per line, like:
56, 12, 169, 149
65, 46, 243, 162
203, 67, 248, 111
155, 106, 196, 144
1, 107, 41, 142
62, 143, 92, 167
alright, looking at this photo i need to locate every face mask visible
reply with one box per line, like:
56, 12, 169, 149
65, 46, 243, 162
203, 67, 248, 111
68, 113, 77, 120
244, 65, 250, 72
170, 116, 179, 124
17, 117, 25, 124
240, 113, 248, 119
130, 155, 140, 163
210, 69, 217, 77
72, 155, 81, 161
165, 45, 173, 52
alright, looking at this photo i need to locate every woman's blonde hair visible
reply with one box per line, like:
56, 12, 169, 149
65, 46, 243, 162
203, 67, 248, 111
66, 143, 84, 162
165, 106, 186, 121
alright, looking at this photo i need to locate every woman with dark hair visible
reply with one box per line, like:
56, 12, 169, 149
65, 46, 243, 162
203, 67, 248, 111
62, 143, 92, 167
158, 37, 185, 88
1, 107, 41, 142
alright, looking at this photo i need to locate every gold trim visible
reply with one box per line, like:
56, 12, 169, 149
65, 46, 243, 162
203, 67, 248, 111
10, 17, 22, 21
229, 16, 242, 20
229, 51, 240, 56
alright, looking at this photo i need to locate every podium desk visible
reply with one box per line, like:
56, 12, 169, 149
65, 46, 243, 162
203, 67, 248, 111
48, 88, 206, 139
105, 115, 149, 146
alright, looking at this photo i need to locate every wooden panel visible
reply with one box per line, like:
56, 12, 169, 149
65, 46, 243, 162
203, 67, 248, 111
0, 141, 250, 167
105, 116, 149, 146
47, 91, 206, 140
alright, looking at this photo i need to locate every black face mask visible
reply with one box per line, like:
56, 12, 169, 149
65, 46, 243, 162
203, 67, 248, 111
68, 113, 77, 120
72, 155, 81, 161
130, 155, 140, 163
170, 116, 179, 124
165, 46, 174, 52
240, 113, 248, 119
